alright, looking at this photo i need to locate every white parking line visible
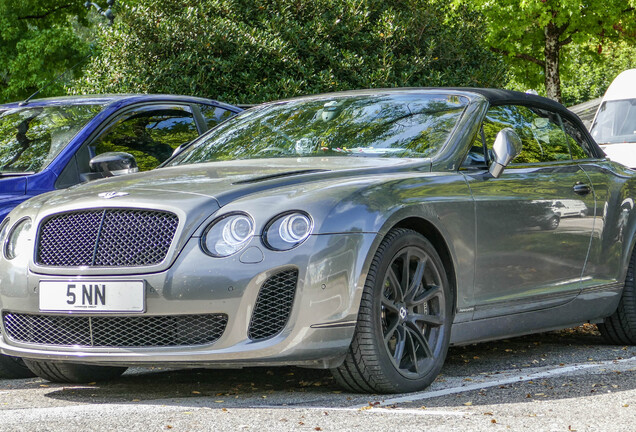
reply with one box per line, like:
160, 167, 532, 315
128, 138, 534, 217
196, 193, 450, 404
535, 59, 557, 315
353, 356, 636, 409
281, 406, 471, 416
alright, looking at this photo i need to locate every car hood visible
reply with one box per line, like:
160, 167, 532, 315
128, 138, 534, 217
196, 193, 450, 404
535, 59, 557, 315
40, 157, 424, 206
16, 157, 427, 226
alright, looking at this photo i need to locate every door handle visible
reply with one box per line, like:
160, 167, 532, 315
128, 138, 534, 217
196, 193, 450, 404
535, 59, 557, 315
573, 182, 591, 195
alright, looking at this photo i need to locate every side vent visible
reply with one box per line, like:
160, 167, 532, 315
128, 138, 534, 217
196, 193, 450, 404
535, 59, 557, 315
248, 269, 299, 341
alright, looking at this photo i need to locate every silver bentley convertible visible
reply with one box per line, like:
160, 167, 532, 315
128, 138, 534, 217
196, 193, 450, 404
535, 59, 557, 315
1, 89, 635, 393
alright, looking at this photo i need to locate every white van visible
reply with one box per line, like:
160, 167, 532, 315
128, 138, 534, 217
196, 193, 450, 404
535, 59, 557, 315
590, 69, 636, 168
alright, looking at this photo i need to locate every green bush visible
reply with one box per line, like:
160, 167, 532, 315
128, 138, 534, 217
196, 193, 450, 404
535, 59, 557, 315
71, 0, 507, 104
0, 1, 92, 104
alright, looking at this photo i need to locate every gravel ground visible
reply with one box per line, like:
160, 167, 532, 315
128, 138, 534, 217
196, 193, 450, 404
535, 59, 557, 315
0, 325, 634, 431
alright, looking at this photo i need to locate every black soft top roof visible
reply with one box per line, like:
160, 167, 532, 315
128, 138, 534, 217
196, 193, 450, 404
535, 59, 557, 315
437, 87, 567, 112
448, 87, 603, 158
279, 87, 570, 116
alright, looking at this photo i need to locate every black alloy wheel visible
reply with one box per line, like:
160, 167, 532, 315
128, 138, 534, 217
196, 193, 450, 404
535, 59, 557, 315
380, 244, 447, 379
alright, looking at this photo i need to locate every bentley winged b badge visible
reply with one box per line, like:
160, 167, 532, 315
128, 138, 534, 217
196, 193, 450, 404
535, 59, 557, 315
98, 191, 129, 199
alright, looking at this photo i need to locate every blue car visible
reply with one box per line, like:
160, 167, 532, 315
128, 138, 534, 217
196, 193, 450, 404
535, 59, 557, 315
0, 95, 242, 221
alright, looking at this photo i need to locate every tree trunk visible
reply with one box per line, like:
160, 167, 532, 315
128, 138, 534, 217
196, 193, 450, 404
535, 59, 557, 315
544, 23, 562, 103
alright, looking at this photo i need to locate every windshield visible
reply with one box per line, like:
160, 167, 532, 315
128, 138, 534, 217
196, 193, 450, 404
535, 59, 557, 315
590, 99, 636, 144
167, 93, 468, 166
0, 103, 105, 174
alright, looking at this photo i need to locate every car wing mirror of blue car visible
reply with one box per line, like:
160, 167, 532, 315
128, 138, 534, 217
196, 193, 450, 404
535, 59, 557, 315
488, 128, 523, 178
89, 151, 139, 178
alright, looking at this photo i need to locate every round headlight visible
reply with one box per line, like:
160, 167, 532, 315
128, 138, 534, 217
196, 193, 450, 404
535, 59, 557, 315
0, 219, 10, 250
0, 218, 9, 240
201, 213, 254, 257
5, 218, 32, 260
264, 212, 313, 251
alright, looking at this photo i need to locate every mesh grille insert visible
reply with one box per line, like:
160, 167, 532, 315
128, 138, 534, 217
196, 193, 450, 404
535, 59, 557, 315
3, 313, 227, 348
37, 209, 179, 267
248, 269, 298, 341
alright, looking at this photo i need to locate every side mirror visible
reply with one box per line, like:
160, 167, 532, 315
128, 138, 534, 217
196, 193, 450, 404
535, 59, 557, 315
489, 128, 522, 178
89, 152, 139, 177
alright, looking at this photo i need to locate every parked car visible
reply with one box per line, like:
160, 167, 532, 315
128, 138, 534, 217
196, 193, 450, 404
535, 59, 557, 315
567, 97, 601, 129
1, 89, 635, 393
0, 94, 241, 377
590, 69, 636, 168
0, 94, 242, 221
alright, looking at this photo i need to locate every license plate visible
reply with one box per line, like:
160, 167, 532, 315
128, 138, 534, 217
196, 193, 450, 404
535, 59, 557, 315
39, 280, 145, 312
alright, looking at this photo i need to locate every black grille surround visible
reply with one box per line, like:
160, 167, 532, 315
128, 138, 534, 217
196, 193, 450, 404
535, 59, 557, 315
36, 209, 179, 267
248, 269, 299, 341
3, 312, 228, 348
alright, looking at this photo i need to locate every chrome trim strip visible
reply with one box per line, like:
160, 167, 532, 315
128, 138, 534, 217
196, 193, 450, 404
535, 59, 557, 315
310, 321, 357, 329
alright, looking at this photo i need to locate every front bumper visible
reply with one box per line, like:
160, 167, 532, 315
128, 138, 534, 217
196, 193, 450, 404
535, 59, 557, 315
0, 233, 376, 369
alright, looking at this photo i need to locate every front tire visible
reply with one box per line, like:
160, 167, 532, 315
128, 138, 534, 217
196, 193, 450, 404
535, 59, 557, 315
0, 354, 36, 379
598, 249, 636, 344
331, 228, 453, 393
24, 360, 127, 383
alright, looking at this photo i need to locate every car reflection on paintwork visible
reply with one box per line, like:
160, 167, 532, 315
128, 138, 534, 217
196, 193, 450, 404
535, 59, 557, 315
524, 199, 590, 231
551, 199, 588, 218
1, 88, 636, 394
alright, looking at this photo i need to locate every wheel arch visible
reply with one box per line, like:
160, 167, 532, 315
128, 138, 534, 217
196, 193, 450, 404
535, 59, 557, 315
358, 212, 460, 317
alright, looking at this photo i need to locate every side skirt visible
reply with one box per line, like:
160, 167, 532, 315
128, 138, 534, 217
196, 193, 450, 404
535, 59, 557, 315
450, 283, 623, 346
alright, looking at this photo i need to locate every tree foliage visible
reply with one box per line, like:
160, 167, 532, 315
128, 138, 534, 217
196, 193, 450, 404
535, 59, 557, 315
457, 0, 636, 103
560, 41, 636, 105
72, 0, 507, 104
0, 1, 93, 104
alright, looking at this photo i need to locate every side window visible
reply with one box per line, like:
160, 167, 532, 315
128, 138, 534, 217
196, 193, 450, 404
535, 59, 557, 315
561, 116, 595, 159
199, 104, 234, 130
92, 107, 199, 171
483, 105, 571, 164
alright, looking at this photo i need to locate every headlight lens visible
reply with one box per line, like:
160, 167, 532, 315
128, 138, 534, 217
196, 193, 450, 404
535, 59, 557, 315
5, 218, 32, 260
264, 212, 313, 251
201, 213, 254, 257
0, 218, 10, 248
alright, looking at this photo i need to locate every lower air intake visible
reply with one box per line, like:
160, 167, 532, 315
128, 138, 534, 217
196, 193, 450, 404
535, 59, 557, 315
248, 269, 298, 341
3, 313, 227, 348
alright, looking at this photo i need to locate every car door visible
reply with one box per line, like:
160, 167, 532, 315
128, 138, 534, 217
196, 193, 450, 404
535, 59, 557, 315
464, 104, 595, 319
563, 113, 635, 290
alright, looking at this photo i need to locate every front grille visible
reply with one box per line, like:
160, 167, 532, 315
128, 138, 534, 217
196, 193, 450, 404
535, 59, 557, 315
37, 209, 179, 267
3, 313, 227, 348
248, 269, 298, 341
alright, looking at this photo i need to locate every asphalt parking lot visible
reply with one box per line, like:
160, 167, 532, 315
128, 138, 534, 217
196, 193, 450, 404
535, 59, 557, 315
1, 325, 634, 432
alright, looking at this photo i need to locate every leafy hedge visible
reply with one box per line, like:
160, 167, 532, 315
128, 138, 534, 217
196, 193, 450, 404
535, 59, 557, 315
72, 0, 507, 104
0, 0, 91, 103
